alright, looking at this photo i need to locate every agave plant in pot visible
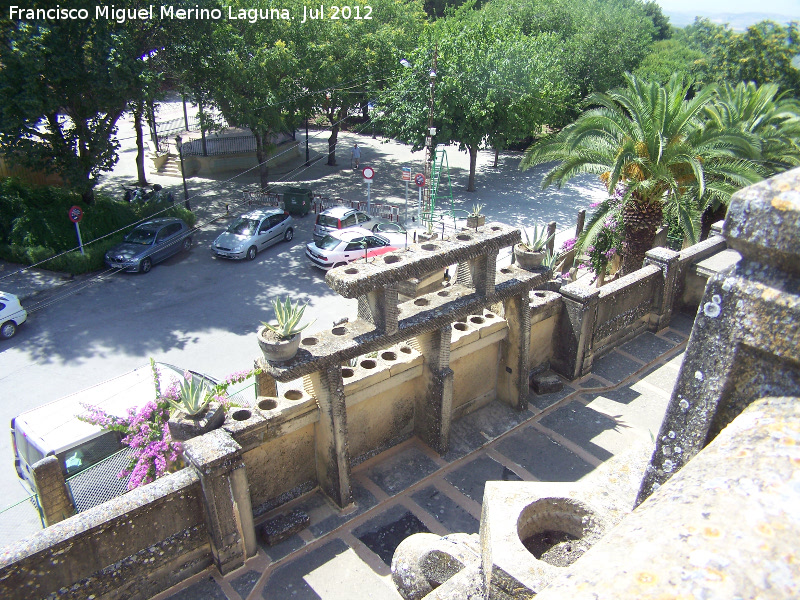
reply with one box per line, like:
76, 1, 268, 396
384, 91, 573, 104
466, 203, 485, 229
515, 225, 555, 271
258, 297, 315, 363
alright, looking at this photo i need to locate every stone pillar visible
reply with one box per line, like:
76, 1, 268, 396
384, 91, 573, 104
637, 168, 800, 506
551, 284, 601, 380
644, 246, 680, 331
254, 361, 278, 398
497, 293, 531, 410
306, 365, 352, 508
415, 326, 454, 454
183, 429, 256, 574
31, 456, 74, 526
358, 284, 399, 335
469, 250, 498, 297
546, 221, 556, 255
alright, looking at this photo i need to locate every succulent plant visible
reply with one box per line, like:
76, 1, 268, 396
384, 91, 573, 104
470, 203, 485, 217
262, 297, 314, 340
520, 225, 555, 252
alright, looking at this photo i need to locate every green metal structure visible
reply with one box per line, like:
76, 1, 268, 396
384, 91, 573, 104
424, 148, 455, 227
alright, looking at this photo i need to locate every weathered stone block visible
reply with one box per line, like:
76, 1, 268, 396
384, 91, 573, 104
530, 372, 563, 395
260, 509, 310, 546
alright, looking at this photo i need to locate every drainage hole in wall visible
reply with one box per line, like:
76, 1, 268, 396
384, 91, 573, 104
302, 337, 318, 346
456, 234, 471, 241
344, 268, 359, 274
533, 292, 546, 298
490, 226, 501, 231
232, 409, 252, 421
469, 316, 485, 325
485, 313, 495, 318
400, 346, 412, 354
284, 390, 303, 401
360, 359, 377, 369
500, 268, 513, 274
381, 351, 397, 361
342, 368, 355, 378
332, 327, 347, 336
258, 399, 278, 411
454, 323, 469, 331
420, 244, 439, 251
384, 255, 401, 264
437, 290, 450, 297
414, 298, 429, 306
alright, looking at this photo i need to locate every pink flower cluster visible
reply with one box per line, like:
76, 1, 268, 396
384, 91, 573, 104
560, 237, 577, 253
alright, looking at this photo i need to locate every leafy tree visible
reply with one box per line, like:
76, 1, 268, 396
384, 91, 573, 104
521, 74, 762, 274
0, 2, 146, 204
378, 8, 573, 191
643, 1, 672, 41
634, 39, 709, 88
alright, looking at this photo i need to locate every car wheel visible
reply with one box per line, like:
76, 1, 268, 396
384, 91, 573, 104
140, 258, 152, 273
333, 262, 347, 268
284, 228, 294, 242
0, 321, 16, 339
246, 246, 258, 261
182, 237, 192, 251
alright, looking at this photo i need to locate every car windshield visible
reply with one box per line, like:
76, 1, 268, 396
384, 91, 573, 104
227, 218, 259, 236
124, 227, 157, 245
316, 236, 342, 250
318, 214, 340, 228
373, 222, 406, 234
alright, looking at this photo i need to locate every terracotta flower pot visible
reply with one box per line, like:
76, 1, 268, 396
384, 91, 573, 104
257, 326, 302, 363
514, 244, 546, 271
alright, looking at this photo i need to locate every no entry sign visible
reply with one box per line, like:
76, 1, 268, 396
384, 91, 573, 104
68, 205, 83, 223
415, 173, 426, 187
362, 166, 375, 180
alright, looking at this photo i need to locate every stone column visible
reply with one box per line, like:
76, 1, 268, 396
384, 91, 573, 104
469, 250, 498, 297
414, 326, 454, 454
254, 361, 278, 398
358, 284, 399, 335
637, 168, 800, 506
31, 456, 74, 526
497, 293, 531, 410
644, 246, 680, 331
306, 365, 352, 508
551, 284, 601, 380
183, 429, 256, 574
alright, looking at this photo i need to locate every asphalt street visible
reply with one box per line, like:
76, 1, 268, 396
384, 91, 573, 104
0, 101, 605, 516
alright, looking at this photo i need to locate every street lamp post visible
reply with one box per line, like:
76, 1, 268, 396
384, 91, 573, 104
175, 136, 190, 210
425, 49, 438, 223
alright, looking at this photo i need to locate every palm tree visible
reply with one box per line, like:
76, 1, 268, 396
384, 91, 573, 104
521, 73, 762, 275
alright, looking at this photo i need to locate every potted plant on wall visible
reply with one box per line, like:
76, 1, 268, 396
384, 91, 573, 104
257, 297, 315, 362
515, 225, 555, 270
466, 203, 485, 229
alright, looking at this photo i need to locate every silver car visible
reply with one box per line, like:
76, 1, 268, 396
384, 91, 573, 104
105, 218, 192, 273
211, 208, 294, 260
313, 206, 397, 242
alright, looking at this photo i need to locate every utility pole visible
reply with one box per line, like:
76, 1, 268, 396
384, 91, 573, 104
424, 46, 438, 225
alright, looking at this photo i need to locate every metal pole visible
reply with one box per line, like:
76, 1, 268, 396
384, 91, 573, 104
305, 117, 310, 166
74, 222, 85, 255
425, 46, 438, 218
418, 186, 422, 223
176, 137, 190, 210
366, 180, 371, 213
182, 94, 189, 131
405, 180, 409, 224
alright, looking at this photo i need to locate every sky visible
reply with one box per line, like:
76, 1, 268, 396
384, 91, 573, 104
655, 0, 798, 14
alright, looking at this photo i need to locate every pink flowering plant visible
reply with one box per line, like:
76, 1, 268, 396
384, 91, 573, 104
80, 360, 260, 490
578, 185, 625, 280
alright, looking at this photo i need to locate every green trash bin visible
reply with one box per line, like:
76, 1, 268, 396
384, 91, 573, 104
283, 187, 313, 217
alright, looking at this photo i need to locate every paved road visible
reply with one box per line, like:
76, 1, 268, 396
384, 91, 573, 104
0, 102, 604, 524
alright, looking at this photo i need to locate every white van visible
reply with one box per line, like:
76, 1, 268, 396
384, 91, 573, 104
11, 363, 217, 495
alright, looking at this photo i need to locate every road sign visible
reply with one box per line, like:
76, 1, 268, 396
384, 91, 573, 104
362, 166, 374, 180
401, 167, 411, 181
68, 205, 83, 223
415, 173, 426, 187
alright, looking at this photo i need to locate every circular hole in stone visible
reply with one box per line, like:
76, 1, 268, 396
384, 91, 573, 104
491, 226, 501, 231
437, 290, 450, 297
470, 316, 485, 325
518, 498, 603, 568
454, 323, 469, 331
360, 359, 377, 369
232, 409, 251, 421
456, 234, 472, 242
533, 292, 546, 298
332, 326, 347, 336
341, 368, 354, 378
456, 318, 467, 323
414, 298, 429, 306
301, 337, 318, 346
421, 243, 439, 251
400, 346, 412, 354
284, 390, 303, 401
381, 351, 397, 361
485, 313, 495, 319
258, 398, 278, 411
384, 255, 401, 264
500, 268, 513, 274
344, 268, 358, 274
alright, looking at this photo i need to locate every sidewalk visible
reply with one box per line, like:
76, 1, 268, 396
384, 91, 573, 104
152, 313, 693, 600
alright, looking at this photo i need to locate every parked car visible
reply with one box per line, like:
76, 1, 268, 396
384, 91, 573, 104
306, 227, 408, 270
211, 208, 293, 260
0, 291, 27, 339
313, 206, 401, 242
105, 218, 192, 273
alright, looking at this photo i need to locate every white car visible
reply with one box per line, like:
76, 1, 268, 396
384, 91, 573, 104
305, 227, 409, 270
211, 208, 294, 260
313, 206, 400, 242
0, 291, 27, 339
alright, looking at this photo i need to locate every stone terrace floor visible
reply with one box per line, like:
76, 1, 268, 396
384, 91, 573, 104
152, 312, 694, 600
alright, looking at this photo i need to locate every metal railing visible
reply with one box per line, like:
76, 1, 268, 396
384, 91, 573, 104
67, 448, 135, 513
0, 493, 44, 547
181, 132, 293, 156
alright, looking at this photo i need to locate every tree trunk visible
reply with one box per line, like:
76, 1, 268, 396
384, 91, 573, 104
361, 101, 369, 120
467, 146, 478, 192
253, 130, 270, 190
133, 103, 148, 186
327, 124, 339, 166
493, 148, 499, 168
620, 198, 663, 275
145, 99, 158, 148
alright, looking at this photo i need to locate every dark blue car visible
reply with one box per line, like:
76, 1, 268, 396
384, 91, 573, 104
105, 218, 192, 273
